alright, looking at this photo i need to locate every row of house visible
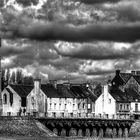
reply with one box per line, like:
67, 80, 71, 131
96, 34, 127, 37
1, 70, 140, 119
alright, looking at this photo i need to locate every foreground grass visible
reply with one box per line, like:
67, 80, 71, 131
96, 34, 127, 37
0, 136, 139, 140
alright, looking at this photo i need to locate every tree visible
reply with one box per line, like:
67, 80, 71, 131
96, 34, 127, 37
23, 76, 34, 85
10, 71, 16, 84
1, 69, 6, 90
16, 69, 23, 84
5, 69, 10, 85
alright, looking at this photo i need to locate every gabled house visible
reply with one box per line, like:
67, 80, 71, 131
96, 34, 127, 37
95, 84, 140, 119
2, 84, 33, 116
27, 79, 77, 117
111, 70, 140, 93
70, 84, 98, 117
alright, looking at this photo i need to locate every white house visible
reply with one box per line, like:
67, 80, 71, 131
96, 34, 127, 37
95, 83, 140, 119
2, 84, 33, 116
95, 85, 116, 119
27, 79, 77, 117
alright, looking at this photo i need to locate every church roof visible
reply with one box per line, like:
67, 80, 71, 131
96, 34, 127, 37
9, 84, 33, 97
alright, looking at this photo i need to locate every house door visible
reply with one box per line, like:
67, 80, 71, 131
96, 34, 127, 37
135, 103, 138, 112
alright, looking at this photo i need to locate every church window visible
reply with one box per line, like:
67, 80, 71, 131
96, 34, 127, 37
3, 94, 7, 104
21, 97, 26, 107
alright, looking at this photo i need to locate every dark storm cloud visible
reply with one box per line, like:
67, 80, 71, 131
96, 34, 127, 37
102, 1, 140, 22
55, 43, 140, 60
16, 0, 39, 7
85, 69, 114, 75
1, 40, 59, 67
0, 0, 4, 8
78, 0, 121, 4
6, 21, 140, 43
1, 47, 25, 57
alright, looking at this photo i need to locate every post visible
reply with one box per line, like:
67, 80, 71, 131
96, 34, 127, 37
0, 38, 2, 115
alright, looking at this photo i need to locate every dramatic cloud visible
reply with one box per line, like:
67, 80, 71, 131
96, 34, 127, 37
3, 21, 140, 43
103, 0, 140, 22
1, 0, 140, 82
78, 0, 121, 4
55, 41, 140, 60
16, 0, 39, 7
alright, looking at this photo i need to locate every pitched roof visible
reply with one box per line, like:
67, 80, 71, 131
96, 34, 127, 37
56, 84, 75, 98
133, 75, 140, 85
70, 85, 97, 101
119, 73, 131, 83
41, 84, 61, 98
9, 84, 33, 97
109, 87, 140, 102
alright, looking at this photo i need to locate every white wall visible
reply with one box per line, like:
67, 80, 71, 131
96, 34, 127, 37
95, 85, 116, 118
2, 85, 21, 116
131, 102, 140, 113
27, 89, 46, 115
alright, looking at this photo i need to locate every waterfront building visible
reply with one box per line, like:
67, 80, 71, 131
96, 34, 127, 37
1, 84, 32, 116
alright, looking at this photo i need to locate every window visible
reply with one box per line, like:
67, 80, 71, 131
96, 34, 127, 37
50, 103, 52, 109
120, 104, 122, 110
65, 104, 67, 109
70, 113, 73, 117
83, 103, 85, 109
9, 92, 13, 106
59, 103, 61, 109
21, 97, 26, 107
73, 104, 75, 109
135, 103, 138, 112
127, 104, 129, 110
54, 103, 56, 110
109, 99, 111, 104
3, 94, 7, 104
78, 103, 80, 109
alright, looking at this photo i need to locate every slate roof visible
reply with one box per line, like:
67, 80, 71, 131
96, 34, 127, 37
133, 76, 140, 85
112, 71, 140, 86
119, 73, 131, 83
41, 84, 61, 98
70, 85, 97, 101
9, 84, 33, 97
56, 84, 75, 98
109, 87, 140, 102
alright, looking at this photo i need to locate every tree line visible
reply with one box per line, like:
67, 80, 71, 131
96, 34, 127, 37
1, 69, 34, 90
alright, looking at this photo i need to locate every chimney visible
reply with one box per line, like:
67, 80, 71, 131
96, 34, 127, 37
34, 78, 41, 95
115, 69, 120, 76
136, 71, 140, 75
131, 71, 136, 75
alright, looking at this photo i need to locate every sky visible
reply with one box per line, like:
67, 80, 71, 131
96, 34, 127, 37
0, 0, 140, 83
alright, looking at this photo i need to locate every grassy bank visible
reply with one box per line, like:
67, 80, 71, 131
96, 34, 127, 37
0, 116, 55, 137
0, 136, 139, 140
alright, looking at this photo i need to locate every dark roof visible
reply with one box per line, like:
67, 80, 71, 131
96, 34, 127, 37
6, 88, 13, 95
70, 85, 97, 101
133, 76, 140, 85
41, 84, 61, 98
9, 84, 33, 97
119, 73, 131, 83
56, 84, 75, 98
109, 87, 140, 102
